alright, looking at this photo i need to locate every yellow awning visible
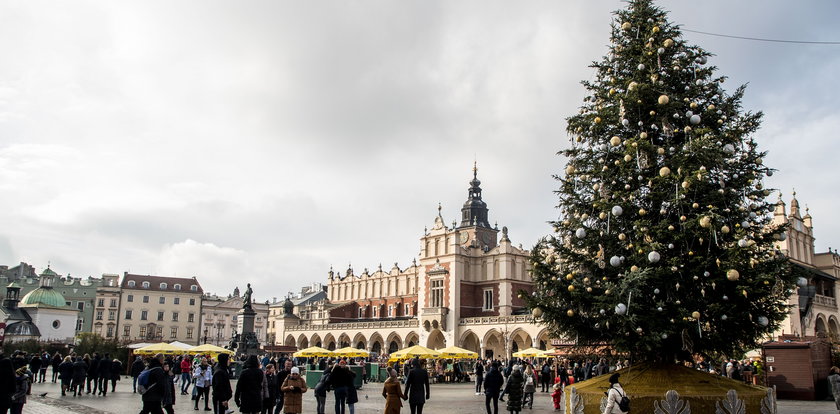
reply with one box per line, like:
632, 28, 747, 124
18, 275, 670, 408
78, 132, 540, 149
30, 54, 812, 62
389, 345, 440, 361
134, 342, 186, 356
293, 346, 334, 357
512, 347, 548, 358
436, 346, 479, 359
188, 344, 235, 356
333, 347, 369, 357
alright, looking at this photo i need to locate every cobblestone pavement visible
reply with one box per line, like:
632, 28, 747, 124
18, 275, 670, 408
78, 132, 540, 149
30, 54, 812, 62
28, 377, 838, 413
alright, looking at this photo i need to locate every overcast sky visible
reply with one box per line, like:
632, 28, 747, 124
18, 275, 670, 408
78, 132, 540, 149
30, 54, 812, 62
1, 1, 838, 300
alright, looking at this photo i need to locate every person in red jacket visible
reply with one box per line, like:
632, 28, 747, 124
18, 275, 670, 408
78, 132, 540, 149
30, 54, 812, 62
180, 356, 192, 395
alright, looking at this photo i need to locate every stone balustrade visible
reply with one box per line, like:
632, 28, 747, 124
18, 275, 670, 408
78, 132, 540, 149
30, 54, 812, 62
286, 318, 419, 331
458, 314, 533, 325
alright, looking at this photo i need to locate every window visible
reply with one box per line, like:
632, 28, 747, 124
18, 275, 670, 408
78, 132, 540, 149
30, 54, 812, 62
128, 281, 136, 288
373, 306, 378, 318
77, 301, 85, 311
97, 298, 104, 307
170, 327, 178, 339
159, 297, 165, 304
66, 301, 71, 306
142, 281, 150, 288
125, 310, 133, 320
189, 298, 195, 306
430, 278, 444, 308
405, 304, 411, 316
160, 283, 167, 289
123, 325, 131, 338
174, 298, 180, 305
388, 305, 393, 317
140, 310, 148, 320
483, 288, 494, 311
139, 326, 147, 337
255, 328, 261, 339
156, 326, 163, 338
127, 294, 134, 302
358, 307, 364, 318
172, 312, 179, 322
186, 327, 194, 339
143, 296, 149, 303
108, 310, 116, 320
157, 311, 164, 321
77, 319, 85, 331
174, 284, 181, 290
96, 310, 103, 320
110, 299, 117, 307
106, 324, 115, 338
188, 313, 194, 323
190, 285, 198, 291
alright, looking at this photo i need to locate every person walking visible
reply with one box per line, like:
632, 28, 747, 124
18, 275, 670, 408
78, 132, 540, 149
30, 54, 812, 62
39, 353, 49, 383
87, 353, 100, 395
274, 359, 294, 414
0, 358, 16, 414
110, 358, 122, 393
211, 353, 232, 414
279, 367, 308, 414
193, 357, 213, 411
263, 364, 278, 414
474, 360, 485, 395
139, 354, 167, 414
540, 361, 552, 393
327, 359, 354, 414
181, 355, 193, 395
382, 367, 406, 414
58, 356, 73, 396
51, 352, 62, 383
501, 365, 524, 414
403, 358, 430, 414
522, 364, 537, 409
132, 356, 146, 393
11, 366, 31, 414
829, 366, 840, 414
483, 361, 504, 414
603, 373, 629, 414
98, 353, 112, 396
162, 360, 177, 414
71, 356, 88, 397
313, 365, 332, 414
235, 355, 264, 414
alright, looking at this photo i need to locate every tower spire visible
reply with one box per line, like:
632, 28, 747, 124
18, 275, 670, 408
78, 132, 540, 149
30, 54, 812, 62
459, 163, 490, 228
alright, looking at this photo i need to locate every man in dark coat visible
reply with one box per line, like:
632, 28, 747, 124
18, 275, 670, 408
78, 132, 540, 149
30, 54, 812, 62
403, 358, 430, 414
110, 358, 123, 393
540, 361, 552, 393
131, 356, 146, 393
72, 357, 88, 397
0, 357, 16, 414
212, 353, 233, 414
98, 353, 112, 396
483, 361, 504, 414
139, 354, 167, 414
28, 354, 42, 384
474, 360, 485, 395
235, 355, 264, 414
87, 353, 101, 394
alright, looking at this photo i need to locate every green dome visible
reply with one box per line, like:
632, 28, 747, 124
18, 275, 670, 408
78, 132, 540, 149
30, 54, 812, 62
20, 286, 67, 308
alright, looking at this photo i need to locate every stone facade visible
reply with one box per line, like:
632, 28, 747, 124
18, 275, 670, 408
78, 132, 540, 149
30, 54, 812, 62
200, 287, 269, 347
93, 274, 122, 340
268, 168, 552, 359
771, 193, 840, 339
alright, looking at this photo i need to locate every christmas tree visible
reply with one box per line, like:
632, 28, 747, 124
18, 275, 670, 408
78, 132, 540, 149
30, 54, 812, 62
527, 0, 795, 363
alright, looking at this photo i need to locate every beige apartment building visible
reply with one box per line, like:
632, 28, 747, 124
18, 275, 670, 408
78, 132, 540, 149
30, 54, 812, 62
93, 274, 122, 340
117, 273, 204, 345
200, 287, 269, 346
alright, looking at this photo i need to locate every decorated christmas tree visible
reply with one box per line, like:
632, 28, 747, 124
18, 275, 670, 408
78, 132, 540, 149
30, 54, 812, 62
527, 0, 795, 364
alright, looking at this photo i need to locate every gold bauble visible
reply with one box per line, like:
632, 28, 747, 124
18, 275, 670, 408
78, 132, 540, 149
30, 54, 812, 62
727, 269, 740, 281
721, 225, 730, 233
688, 251, 694, 256
692, 311, 701, 319
639, 208, 647, 216
657, 147, 665, 155
628, 81, 638, 91
566, 273, 574, 280
604, 289, 611, 295
599, 212, 607, 220
707, 104, 716, 111
594, 117, 602, 124
681, 181, 690, 189
586, 287, 593, 292
568, 285, 576, 292
618, 233, 626, 241
532, 307, 543, 318
658, 95, 669, 105
567, 309, 575, 317
621, 22, 632, 30
699, 216, 711, 228
668, 225, 675, 231
692, 202, 699, 209
649, 110, 656, 116
652, 26, 660, 33
663, 38, 674, 47
565, 165, 576, 175
679, 215, 687, 222
640, 132, 648, 139
610, 136, 622, 146
690, 102, 698, 109
609, 88, 616, 95
630, 265, 639, 272
659, 166, 671, 177
624, 154, 632, 162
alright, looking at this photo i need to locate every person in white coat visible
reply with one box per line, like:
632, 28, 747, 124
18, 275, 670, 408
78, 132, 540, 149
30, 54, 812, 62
603, 373, 628, 414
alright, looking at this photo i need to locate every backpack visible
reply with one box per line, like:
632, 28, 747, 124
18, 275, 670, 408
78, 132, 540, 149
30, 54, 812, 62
137, 368, 157, 395
525, 375, 534, 386
614, 386, 630, 412
541, 365, 551, 375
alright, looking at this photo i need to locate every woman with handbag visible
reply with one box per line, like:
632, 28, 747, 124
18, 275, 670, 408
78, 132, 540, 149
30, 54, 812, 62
280, 367, 308, 414
192, 357, 212, 411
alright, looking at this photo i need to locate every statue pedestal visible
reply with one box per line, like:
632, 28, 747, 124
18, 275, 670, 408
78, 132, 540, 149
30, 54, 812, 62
236, 307, 259, 358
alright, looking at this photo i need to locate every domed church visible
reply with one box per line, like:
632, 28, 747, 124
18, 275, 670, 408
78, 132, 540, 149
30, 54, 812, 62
1, 266, 79, 343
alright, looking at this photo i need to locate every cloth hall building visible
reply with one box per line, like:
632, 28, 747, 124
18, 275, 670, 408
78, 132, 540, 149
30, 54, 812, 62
268, 169, 551, 359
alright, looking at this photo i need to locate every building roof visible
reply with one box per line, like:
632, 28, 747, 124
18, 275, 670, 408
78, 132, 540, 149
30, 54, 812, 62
20, 286, 68, 308
292, 289, 327, 306
5, 320, 40, 337
121, 273, 204, 294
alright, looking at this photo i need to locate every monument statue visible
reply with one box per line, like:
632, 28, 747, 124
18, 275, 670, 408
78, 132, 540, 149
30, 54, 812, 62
242, 283, 253, 309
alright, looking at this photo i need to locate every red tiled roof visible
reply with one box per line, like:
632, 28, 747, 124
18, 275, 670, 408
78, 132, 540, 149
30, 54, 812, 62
121, 273, 203, 294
